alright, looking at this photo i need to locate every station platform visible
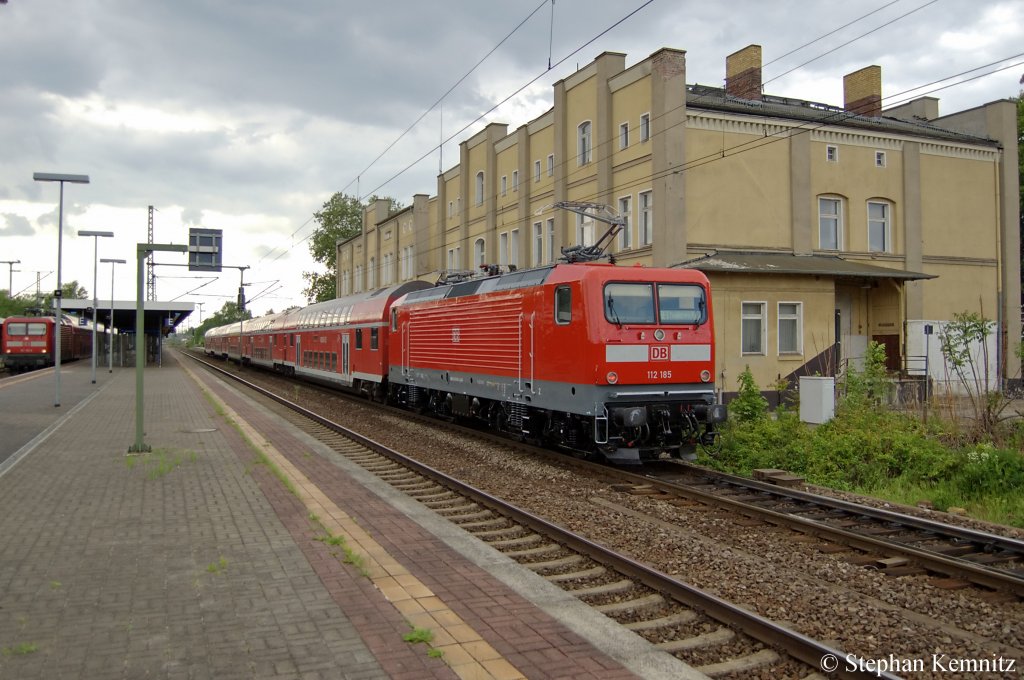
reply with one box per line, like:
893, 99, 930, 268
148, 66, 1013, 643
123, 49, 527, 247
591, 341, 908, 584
0, 354, 703, 679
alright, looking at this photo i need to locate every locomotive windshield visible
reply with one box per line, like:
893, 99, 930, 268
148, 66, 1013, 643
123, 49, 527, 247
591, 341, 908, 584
7, 322, 47, 336
604, 283, 706, 326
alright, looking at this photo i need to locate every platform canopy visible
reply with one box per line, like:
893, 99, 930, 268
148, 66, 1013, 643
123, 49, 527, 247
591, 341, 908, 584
59, 299, 194, 335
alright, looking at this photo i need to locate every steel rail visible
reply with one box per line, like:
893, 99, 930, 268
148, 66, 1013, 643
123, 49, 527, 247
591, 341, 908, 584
185, 352, 897, 679
624, 464, 1024, 596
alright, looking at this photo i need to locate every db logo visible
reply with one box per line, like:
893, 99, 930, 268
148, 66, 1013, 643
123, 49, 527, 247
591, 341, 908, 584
649, 345, 669, 361
451, 328, 461, 344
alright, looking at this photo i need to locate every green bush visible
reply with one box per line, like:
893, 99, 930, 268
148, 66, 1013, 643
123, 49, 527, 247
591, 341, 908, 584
706, 350, 1024, 527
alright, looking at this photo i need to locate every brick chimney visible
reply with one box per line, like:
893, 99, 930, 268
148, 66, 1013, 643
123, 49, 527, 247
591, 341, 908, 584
844, 65, 882, 118
725, 45, 762, 100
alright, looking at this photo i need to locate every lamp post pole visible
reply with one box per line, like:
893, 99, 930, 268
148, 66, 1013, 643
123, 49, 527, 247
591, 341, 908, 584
79, 230, 114, 383
101, 258, 126, 373
130, 243, 187, 453
33, 172, 89, 407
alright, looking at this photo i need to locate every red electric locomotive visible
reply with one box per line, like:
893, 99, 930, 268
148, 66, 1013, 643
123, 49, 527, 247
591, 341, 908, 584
2, 315, 93, 371
388, 262, 725, 463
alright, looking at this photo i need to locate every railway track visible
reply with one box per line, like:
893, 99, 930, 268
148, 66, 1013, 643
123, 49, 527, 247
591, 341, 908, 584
188, 351, 896, 679
623, 462, 1024, 601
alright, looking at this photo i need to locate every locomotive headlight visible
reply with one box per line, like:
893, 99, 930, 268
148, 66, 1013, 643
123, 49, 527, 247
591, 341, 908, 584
606, 371, 618, 384
639, 331, 646, 340
700, 369, 711, 382
653, 329, 665, 341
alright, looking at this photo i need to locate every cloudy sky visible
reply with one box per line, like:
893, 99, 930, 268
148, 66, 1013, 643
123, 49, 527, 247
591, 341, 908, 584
2, 0, 1021, 325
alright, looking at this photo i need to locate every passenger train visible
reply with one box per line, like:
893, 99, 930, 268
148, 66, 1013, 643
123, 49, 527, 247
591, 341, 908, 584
205, 262, 726, 464
2, 315, 93, 371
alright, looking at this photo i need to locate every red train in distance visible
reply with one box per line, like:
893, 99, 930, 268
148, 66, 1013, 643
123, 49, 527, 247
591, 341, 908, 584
2, 315, 93, 371
205, 262, 726, 464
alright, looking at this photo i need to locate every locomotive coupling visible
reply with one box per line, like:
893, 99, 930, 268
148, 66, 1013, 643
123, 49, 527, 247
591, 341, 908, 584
699, 403, 728, 424
610, 406, 647, 428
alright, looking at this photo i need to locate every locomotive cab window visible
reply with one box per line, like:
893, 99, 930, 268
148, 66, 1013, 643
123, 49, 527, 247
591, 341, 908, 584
604, 283, 655, 325
657, 284, 706, 325
554, 286, 572, 324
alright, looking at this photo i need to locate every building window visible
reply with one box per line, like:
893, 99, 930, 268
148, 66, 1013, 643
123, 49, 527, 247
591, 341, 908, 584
447, 200, 453, 218
446, 248, 455, 270
546, 218, 555, 263
500, 175, 507, 196
578, 121, 592, 165
382, 253, 393, 285
367, 257, 376, 289
868, 200, 891, 253
640, 113, 650, 142
875, 151, 886, 167
618, 195, 632, 250
577, 213, 593, 247
475, 171, 484, 205
512, 170, 519, 191
499, 232, 509, 266
533, 221, 543, 266
741, 302, 766, 355
826, 145, 839, 163
619, 122, 629, 149
510, 228, 519, 268
547, 154, 554, 176
354, 265, 363, 293
818, 196, 843, 250
778, 302, 802, 355
534, 160, 541, 182
639, 190, 653, 246
474, 238, 485, 266
401, 245, 415, 280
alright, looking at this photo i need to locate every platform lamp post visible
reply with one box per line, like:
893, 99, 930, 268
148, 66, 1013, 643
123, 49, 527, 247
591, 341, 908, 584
79, 230, 114, 383
33, 172, 89, 408
101, 257, 125, 373
130, 242, 187, 454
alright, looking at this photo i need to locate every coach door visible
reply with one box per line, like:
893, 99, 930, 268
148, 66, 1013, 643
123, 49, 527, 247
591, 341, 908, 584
341, 333, 351, 383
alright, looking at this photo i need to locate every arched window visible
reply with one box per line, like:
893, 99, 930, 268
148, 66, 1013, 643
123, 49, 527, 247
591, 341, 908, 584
577, 121, 592, 165
475, 171, 484, 205
867, 199, 892, 253
474, 238, 486, 266
818, 195, 845, 251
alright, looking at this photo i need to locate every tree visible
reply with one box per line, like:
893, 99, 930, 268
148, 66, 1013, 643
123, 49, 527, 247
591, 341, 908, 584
302, 192, 402, 304
0, 291, 34, 317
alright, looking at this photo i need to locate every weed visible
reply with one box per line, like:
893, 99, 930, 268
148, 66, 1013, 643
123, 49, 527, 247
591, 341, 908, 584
49, 581, 61, 590
403, 627, 434, 645
427, 648, 444, 659
2, 643, 38, 656
206, 557, 228, 575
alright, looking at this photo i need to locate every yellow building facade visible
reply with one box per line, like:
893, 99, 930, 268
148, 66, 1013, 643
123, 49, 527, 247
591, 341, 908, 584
338, 45, 1021, 400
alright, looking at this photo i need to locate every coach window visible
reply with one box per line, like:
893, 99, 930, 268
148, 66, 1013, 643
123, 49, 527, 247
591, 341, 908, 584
370, 328, 379, 350
555, 286, 572, 324
355, 328, 363, 350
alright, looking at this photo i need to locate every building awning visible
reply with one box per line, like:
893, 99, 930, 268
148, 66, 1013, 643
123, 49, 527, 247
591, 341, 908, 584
675, 251, 936, 281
